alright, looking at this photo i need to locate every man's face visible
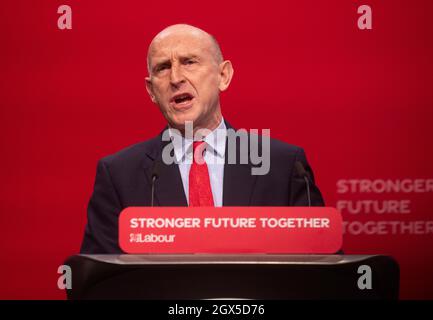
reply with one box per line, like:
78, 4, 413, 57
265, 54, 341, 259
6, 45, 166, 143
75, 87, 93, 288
146, 31, 224, 132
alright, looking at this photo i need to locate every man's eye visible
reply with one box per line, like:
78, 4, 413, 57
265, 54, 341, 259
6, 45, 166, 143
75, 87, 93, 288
156, 65, 169, 72
184, 59, 196, 65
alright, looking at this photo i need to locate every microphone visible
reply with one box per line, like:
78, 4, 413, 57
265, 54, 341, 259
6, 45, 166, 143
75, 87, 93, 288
150, 158, 161, 207
294, 161, 311, 207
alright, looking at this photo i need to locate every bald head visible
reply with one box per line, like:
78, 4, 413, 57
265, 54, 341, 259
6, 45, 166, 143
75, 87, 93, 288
147, 24, 223, 73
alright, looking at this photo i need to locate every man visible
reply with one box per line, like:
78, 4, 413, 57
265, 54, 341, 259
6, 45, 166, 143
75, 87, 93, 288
80, 24, 324, 254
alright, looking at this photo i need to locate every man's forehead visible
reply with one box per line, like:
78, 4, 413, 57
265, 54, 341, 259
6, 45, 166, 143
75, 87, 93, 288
149, 34, 213, 62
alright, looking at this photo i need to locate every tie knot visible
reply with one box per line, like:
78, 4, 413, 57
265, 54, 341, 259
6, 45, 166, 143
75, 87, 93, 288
193, 141, 206, 163
193, 141, 205, 150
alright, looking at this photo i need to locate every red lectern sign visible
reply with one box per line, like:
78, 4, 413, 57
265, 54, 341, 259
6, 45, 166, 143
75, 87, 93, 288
119, 207, 342, 254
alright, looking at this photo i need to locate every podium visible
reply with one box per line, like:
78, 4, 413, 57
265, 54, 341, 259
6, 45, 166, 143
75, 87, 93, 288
64, 254, 399, 300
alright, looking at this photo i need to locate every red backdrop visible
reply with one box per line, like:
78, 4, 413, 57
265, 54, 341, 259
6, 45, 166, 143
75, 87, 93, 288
1, 0, 432, 299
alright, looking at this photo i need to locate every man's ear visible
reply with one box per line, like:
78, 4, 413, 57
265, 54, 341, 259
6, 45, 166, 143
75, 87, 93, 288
145, 77, 157, 103
218, 60, 234, 92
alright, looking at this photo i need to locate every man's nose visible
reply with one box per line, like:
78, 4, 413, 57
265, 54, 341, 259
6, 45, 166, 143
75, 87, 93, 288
169, 64, 185, 88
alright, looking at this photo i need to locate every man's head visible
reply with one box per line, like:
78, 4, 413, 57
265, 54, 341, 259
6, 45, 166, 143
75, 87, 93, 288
145, 24, 234, 133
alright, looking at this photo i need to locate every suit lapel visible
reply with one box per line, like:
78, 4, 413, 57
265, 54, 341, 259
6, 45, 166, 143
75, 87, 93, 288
223, 121, 258, 206
143, 136, 188, 206
155, 160, 188, 206
223, 162, 257, 206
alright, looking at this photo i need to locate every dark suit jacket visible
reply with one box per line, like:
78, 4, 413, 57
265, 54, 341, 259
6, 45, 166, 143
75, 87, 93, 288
80, 122, 324, 253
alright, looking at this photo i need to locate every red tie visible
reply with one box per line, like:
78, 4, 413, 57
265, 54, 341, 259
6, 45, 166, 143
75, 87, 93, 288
189, 141, 214, 207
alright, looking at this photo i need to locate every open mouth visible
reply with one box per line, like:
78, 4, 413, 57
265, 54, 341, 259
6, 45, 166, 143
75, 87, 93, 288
171, 93, 194, 106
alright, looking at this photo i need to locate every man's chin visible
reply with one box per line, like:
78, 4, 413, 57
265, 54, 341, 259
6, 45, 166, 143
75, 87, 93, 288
169, 118, 195, 132
169, 115, 199, 130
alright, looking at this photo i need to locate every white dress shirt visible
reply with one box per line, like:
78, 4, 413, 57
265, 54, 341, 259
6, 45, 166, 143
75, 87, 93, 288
168, 118, 227, 206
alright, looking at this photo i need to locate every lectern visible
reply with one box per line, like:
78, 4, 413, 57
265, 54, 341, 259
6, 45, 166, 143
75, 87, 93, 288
65, 254, 399, 299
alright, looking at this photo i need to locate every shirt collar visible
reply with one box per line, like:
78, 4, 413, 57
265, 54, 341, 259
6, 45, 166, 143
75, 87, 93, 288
168, 118, 227, 163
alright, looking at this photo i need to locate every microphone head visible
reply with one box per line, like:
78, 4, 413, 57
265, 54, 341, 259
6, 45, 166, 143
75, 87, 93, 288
294, 161, 308, 178
151, 158, 161, 180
